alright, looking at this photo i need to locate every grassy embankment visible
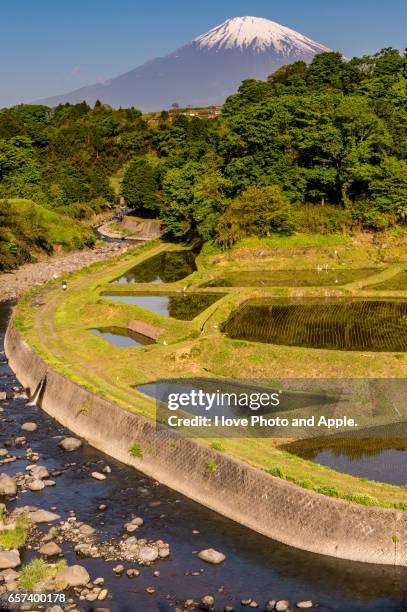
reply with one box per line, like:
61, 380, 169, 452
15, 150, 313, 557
0, 198, 95, 270
12, 231, 407, 510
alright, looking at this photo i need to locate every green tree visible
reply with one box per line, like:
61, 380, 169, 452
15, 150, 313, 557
122, 158, 160, 214
217, 185, 295, 247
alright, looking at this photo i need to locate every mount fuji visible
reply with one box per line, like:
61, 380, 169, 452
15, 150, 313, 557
38, 16, 331, 111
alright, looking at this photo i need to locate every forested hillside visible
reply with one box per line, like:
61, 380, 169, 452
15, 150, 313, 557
1, 48, 406, 269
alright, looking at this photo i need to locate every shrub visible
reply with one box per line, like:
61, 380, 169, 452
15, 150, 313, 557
207, 459, 218, 472
129, 443, 143, 458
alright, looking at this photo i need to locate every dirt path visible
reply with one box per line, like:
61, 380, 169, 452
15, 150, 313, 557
0, 241, 130, 302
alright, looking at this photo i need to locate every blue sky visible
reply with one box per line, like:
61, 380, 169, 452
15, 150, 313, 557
1, 0, 406, 106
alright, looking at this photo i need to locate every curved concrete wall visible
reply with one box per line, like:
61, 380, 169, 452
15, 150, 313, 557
5, 323, 407, 566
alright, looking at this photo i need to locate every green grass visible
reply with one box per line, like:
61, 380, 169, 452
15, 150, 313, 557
19, 559, 67, 591
3, 198, 95, 251
129, 443, 143, 458
0, 515, 29, 550
236, 233, 351, 249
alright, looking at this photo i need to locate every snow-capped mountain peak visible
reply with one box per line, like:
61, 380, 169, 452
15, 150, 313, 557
193, 16, 330, 56
38, 16, 333, 110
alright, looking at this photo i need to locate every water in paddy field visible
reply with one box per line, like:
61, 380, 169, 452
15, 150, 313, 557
287, 438, 407, 486
103, 293, 224, 320
222, 298, 407, 352
90, 327, 155, 348
111, 250, 197, 285
2, 301, 407, 611
203, 268, 379, 288
371, 270, 407, 291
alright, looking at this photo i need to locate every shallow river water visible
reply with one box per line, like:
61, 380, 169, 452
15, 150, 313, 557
1, 302, 407, 611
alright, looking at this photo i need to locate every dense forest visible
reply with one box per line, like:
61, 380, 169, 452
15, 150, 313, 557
0, 48, 406, 269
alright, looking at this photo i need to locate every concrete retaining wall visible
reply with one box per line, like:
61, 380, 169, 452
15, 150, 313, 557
5, 323, 407, 566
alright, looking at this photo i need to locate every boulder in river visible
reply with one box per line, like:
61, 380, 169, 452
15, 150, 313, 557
297, 602, 313, 609
39, 541, 62, 557
59, 437, 82, 452
29, 465, 49, 480
79, 523, 96, 536
0, 391, 6, 401
197, 548, 226, 565
91, 472, 107, 481
55, 564, 90, 587
0, 549, 20, 569
0, 473, 17, 496
138, 545, 159, 564
29, 479, 45, 491
201, 595, 215, 609
29, 509, 61, 523
21, 422, 38, 432
275, 602, 290, 612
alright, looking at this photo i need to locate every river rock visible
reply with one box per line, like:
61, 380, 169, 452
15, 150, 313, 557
91, 472, 106, 481
297, 602, 313, 609
0, 474, 16, 496
55, 564, 90, 587
59, 437, 82, 452
21, 422, 37, 432
29, 509, 61, 523
201, 595, 215, 608
45, 607, 64, 612
275, 601, 290, 612
197, 548, 226, 565
39, 541, 62, 557
2, 568, 19, 582
264, 602, 276, 612
29, 479, 45, 491
138, 545, 159, 564
0, 392, 6, 401
29, 465, 49, 479
0, 550, 20, 569
0, 449, 8, 457
79, 524, 96, 536
98, 588, 108, 600
86, 593, 99, 602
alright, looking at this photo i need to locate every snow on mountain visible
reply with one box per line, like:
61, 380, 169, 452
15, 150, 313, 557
193, 16, 330, 56
37, 16, 332, 111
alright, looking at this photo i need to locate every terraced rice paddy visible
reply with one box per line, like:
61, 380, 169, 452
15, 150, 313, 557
371, 270, 407, 291
111, 250, 197, 284
222, 298, 407, 352
90, 327, 155, 347
103, 293, 224, 320
287, 438, 407, 485
203, 268, 379, 287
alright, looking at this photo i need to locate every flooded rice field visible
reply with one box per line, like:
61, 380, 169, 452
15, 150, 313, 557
222, 298, 407, 352
203, 269, 379, 288
111, 251, 197, 285
103, 293, 223, 320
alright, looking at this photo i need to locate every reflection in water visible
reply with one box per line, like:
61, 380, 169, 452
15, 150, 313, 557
90, 327, 155, 348
103, 293, 224, 320
287, 438, 407, 486
112, 250, 197, 284
204, 268, 379, 288
222, 298, 407, 352
371, 269, 407, 291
